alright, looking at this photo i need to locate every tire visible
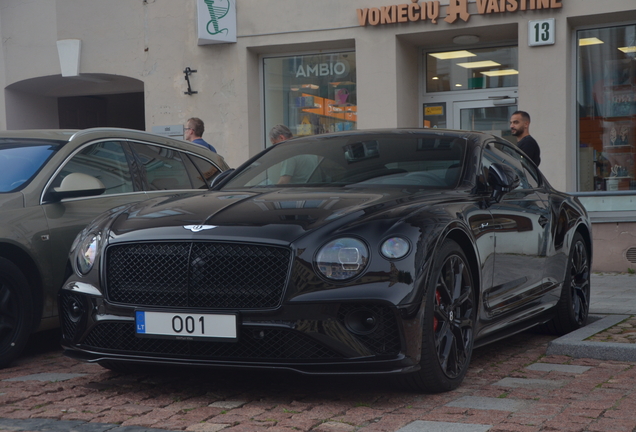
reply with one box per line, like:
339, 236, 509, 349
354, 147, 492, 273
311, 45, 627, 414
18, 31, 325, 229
399, 239, 476, 393
0, 257, 33, 369
542, 232, 590, 335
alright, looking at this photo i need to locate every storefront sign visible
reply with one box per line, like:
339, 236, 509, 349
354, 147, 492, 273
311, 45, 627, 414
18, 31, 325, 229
295, 61, 349, 78
357, 0, 562, 26
197, 0, 236, 45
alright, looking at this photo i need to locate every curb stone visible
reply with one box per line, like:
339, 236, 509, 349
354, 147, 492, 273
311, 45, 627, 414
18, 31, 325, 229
546, 314, 636, 361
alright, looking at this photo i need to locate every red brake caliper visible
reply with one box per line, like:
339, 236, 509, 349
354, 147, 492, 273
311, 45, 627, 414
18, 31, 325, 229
434, 289, 441, 331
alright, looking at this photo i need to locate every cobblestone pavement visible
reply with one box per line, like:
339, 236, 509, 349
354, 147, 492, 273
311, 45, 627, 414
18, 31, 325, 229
2, 327, 636, 432
587, 315, 636, 344
1, 273, 635, 432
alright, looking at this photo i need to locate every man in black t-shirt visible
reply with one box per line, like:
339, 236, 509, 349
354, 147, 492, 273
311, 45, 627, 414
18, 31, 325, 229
510, 110, 541, 167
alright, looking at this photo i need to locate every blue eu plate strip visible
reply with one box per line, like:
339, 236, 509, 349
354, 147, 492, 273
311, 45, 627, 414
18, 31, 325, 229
136, 311, 146, 334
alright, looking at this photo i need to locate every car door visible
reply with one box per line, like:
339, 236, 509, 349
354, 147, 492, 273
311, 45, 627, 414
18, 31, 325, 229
480, 140, 553, 319
40, 139, 224, 319
40, 140, 147, 318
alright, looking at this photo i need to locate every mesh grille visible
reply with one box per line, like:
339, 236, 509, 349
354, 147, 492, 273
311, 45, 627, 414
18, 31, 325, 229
106, 242, 291, 309
337, 304, 401, 356
82, 322, 342, 360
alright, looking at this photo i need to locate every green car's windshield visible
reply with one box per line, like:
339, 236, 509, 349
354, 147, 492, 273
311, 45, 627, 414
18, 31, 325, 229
0, 140, 62, 192
222, 133, 466, 189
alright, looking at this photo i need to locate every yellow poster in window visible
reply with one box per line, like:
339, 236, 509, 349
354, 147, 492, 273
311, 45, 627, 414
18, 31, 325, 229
425, 106, 444, 116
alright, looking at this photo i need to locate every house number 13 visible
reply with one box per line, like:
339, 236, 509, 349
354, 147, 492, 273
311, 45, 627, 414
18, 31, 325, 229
528, 18, 555, 47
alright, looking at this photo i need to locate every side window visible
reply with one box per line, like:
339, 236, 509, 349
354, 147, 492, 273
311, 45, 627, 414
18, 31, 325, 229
496, 141, 540, 189
53, 141, 134, 195
482, 142, 530, 190
520, 157, 540, 189
130, 142, 193, 190
187, 154, 221, 188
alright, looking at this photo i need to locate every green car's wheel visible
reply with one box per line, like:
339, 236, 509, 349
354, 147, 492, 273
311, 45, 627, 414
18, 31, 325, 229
0, 257, 33, 369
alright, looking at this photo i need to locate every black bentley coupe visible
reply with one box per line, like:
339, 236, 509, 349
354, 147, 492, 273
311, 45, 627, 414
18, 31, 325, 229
59, 129, 592, 393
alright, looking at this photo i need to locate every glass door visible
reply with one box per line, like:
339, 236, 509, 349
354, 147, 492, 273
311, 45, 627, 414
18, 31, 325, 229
453, 100, 517, 143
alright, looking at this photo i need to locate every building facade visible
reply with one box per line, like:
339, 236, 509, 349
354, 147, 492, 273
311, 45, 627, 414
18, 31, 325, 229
0, 0, 635, 271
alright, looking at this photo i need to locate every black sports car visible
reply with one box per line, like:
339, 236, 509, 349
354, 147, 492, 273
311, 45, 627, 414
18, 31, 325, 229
60, 129, 592, 393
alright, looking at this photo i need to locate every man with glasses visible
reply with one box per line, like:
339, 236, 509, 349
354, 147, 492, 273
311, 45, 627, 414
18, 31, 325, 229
184, 117, 217, 153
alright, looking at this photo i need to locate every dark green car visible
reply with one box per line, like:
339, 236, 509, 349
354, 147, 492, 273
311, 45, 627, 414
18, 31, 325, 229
0, 128, 229, 368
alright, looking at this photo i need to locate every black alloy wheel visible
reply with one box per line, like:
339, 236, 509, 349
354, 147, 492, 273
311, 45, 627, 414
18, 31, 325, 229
0, 257, 33, 369
432, 252, 474, 380
543, 232, 590, 335
569, 235, 590, 326
399, 239, 475, 393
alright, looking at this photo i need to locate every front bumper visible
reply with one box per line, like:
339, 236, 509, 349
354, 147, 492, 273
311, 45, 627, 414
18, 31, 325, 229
59, 284, 423, 375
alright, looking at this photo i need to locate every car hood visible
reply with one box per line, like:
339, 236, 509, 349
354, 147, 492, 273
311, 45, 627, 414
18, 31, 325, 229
108, 188, 455, 244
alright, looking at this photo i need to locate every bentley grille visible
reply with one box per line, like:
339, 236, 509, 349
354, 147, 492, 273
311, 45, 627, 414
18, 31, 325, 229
105, 242, 291, 309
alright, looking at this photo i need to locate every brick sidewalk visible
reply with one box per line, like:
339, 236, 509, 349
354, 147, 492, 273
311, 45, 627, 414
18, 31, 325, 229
2, 330, 636, 432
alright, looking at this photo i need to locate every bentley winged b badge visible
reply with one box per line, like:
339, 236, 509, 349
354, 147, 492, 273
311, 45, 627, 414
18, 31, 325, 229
184, 225, 217, 232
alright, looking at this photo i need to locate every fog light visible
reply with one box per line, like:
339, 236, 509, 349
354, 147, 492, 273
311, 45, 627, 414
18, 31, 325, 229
344, 308, 378, 335
67, 297, 84, 322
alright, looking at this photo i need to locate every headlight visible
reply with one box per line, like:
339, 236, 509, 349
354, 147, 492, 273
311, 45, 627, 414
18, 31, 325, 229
380, 237, 411, 259
76, 234, 100, 275
315, 238, 369, 281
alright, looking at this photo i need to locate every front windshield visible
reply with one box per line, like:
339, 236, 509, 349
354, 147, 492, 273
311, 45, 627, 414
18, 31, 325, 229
223, 133, 466, 189
0, 139, 62, 192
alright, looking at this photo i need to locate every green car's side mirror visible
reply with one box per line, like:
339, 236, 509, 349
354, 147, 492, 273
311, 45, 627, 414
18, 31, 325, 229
49, 172, 106, 201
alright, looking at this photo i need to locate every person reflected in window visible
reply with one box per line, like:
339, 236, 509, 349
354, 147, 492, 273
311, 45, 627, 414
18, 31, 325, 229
510, 111, 540, 167
184, 117, 217, 153
269, 124, 317, 184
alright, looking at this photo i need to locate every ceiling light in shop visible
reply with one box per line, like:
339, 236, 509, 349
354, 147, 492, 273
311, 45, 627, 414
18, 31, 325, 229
429, 50, 476, 60
455, 83, 463, 87
618, 46, 636, 53
457, 61, 500, 69
578, 37, 604, 46
432, 77, 439, 80
481, 69, 519, 77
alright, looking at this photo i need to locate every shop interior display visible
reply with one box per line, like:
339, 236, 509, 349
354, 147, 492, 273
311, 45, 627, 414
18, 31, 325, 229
291, 84, 357, 136
579, 57, 635, 192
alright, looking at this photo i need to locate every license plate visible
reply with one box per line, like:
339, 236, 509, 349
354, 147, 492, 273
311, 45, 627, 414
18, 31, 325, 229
135, 311, 237, 340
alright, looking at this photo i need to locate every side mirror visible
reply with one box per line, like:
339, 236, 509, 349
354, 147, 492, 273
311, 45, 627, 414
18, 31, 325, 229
49, 172, 106, 201
488, 163, 519, 203
210, 168, 235, 189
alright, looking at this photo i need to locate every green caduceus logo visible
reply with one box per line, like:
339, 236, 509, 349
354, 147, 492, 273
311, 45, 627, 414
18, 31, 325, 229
204, 0, 231, 36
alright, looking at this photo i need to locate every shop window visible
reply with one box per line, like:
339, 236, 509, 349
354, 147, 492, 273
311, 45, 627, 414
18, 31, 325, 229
426, 46, 518, 93
263, 52, 357, 146
577, 24, 636, 198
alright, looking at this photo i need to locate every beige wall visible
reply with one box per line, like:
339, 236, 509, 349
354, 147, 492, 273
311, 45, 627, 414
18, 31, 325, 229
593, 223, 636, 273
1, 0, 634, 168
1, 0, 636, 270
